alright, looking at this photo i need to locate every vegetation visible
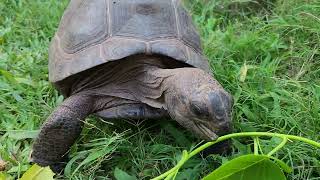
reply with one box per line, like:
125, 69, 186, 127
0, 0, 319, 179
154, 132, 320, 180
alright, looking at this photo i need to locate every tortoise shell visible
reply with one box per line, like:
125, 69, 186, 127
49, 0, 210, 83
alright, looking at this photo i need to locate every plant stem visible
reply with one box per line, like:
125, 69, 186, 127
253, 137, 259, 155
151, 132, 320, 180
152, 150, 189, 180
257, 137, 264, 154
189, 132, 320, 158
267, 137, 288, 157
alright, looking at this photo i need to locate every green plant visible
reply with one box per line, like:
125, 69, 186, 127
153, 132, 320, 180
1, 0, 319, 179
20, 164, 54, 180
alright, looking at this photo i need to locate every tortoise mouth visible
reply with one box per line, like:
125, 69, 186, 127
195, 123, 219, 141
193, 119, 232, 141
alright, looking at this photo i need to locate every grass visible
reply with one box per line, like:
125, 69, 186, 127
0, 0, 319, 179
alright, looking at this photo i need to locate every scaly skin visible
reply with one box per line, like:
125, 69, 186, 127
31, 95, 94, 173
31, 56, 232, 173
152, 67, 232, 140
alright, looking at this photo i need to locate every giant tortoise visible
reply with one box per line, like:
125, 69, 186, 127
31, 0, 233, 173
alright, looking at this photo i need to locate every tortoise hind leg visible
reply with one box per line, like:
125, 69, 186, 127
96, 103, 168, 120
31, 95, 94, 173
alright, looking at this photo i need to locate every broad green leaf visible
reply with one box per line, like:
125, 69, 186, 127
203, 154, 286, 180
0, 173, 7, 180
114, 167, 137, 180
0, 172, 14, 180
20, 164, 54, 180
268, 156, 292, 173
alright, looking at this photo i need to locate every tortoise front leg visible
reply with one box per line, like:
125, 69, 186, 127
96, 103, 168, 120
31, 95, 94, 173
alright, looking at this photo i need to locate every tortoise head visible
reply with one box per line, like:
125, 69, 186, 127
165, 69, 233, 141
189, 87, 233, 140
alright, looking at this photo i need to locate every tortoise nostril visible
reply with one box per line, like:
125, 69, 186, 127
208, 91, 226, 120
208, 90, 233, 121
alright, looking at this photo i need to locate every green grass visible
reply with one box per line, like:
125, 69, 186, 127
0, 0, 319, 179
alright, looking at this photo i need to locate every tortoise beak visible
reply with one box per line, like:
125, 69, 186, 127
189, 90, 233, 141
195, 122, 219, 140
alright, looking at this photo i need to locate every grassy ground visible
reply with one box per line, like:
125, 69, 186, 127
0, 0, 319, 179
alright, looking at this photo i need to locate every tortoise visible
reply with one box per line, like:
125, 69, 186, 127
31, 0, 233, 173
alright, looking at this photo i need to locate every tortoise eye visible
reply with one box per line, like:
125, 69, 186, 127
190, 102, 209, 117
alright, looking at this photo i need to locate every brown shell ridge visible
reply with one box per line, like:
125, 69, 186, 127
50, 36, 208, 82
58, 35, 203, 57
61, 0, 109, 54
56, 0, 203, 55
172, 0, 181, 38
106, 0, 112, 36
57, 0, 83, 37
50, 0, 210, 83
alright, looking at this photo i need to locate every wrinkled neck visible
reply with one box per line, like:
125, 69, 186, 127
146, 68, 182, 110
70, 55, 177, 109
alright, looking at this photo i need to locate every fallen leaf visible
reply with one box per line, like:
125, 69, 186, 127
20, 164, 55, 180
239, 62, 248, 82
